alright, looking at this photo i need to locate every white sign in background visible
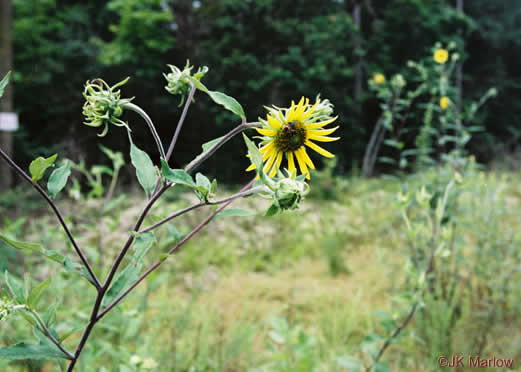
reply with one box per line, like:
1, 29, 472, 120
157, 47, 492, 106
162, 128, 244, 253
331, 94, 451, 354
0, 113, 19, 131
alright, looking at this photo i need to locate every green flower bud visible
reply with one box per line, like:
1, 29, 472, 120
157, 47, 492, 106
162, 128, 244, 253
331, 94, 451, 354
164, 60, 208, 105
392, 74, 406, 89
310, 96, 335, 122
82, 77, 133, 137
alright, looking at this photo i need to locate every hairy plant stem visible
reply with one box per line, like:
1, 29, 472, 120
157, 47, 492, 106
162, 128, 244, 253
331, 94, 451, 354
66, 119, 260, 370
97, 178, 256, 321
28, 307, 74, 359
140, 186, 263, 233
184, 121, 261, 173
166, 84, 196, 162
0, 148, 101, 290
124, 102, 166, 159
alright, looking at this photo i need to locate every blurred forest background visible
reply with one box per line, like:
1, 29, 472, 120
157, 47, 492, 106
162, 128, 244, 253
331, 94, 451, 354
5, 0, 521, 184
3, 1, 521, 371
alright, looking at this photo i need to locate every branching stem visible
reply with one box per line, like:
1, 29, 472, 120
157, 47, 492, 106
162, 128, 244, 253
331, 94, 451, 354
124, 102, 166, 159
166, 84, 196, 162
0, 148, 101, 290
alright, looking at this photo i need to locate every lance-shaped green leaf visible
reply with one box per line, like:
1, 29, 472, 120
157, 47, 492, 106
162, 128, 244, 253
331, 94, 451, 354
202, 136, 225, 152
186, 75, 245, 120
27, 276, 51, 308
47, 161, 72, 199
129, 137, 158, 197
194, 173, 212, 200
207, 90, 245, 120
161, 159, 196, 188
103, 232, 157, 309
0, 234, 96, 286
0, 234, 40, 252
243, 133, 269, 185
265, 203, 280, 217
186, 136, 226, 171
0, 342, 71, 360
4, 271, 25, 304
132, 232, 156, 263
215, 209, 256, 218
102, 262, 142, 309
0, 71, 11, 98
29, 154, 58, 183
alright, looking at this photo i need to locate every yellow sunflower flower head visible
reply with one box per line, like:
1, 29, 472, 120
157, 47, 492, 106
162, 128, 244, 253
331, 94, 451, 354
440, 96, 450, 110
247, 97, 339, 180
373, 73, 386, 85
434, 48, 449, 64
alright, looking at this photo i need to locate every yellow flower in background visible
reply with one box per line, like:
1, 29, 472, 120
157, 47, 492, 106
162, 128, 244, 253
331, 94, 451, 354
373, 73, 386, 84
247, 97, 339, 180
434, 48, 449, 64
440, 96, 450, 110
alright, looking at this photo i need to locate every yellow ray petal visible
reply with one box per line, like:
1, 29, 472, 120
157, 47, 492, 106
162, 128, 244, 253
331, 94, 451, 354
307, 126, 339, 136
293, 97, 307, 118
305, 116, 338, 129
299, 147, 315, 170
260, 141, 274, 154
301, 99, 321, 121
287, 151, 296, 173
256, 128, 278, 137
246, 163, 256, 171
305, 140, 335, 158
286, 100, 297, 122
294, 147, 310, 180
263, 152, 277, 174
307, 134, 340, 142
267, 115, 282, 129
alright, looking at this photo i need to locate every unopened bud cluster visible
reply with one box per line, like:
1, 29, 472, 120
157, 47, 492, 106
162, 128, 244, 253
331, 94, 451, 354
82, 77, 133, 137
164, 60, 208, 103
263, 169, 310, 214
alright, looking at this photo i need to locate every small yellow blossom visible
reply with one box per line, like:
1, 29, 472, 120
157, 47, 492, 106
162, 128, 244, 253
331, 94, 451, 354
373, 73, 386, 85
434, 49, 449, 64
440, 96, 450, 110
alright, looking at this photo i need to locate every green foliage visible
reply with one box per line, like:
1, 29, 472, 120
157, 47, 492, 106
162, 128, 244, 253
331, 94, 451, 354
0, 342, 69, 360
47, 160, 72, 199
129, 138, 158, 197
28, 154, 57, 183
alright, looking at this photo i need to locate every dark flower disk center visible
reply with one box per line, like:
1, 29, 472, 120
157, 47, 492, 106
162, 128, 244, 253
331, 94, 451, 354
275, 121, 307, 152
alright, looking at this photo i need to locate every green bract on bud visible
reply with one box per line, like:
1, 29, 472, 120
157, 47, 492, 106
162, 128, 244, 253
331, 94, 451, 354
310, 95, 335, 122
263, 168, 310, 216
82, 77, 133, 137
163, 60, 208, 105
275, 177, 309, 210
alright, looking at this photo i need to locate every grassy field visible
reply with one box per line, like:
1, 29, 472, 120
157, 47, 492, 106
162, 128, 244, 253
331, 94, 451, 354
1, 166, 521, 371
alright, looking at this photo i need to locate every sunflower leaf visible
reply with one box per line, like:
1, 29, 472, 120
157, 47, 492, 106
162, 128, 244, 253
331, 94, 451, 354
265, 204, 280, 217
29, 154, 58, 184
242, 134, 262, 173
207, 90, 245, 120
129, 137, 158, 197
161, 159, 196, 188
0, 342, 71, 360
47, 160, 72, 199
